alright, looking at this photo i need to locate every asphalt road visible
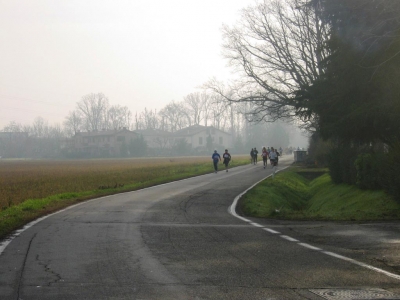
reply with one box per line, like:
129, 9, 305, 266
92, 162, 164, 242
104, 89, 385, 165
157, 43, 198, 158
0, 156, 399, 300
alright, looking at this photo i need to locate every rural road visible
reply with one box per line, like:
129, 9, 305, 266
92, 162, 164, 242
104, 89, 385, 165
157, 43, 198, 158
0, 156, 399, 299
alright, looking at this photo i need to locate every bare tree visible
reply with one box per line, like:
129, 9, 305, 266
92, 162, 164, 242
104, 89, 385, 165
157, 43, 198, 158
48, 123, 65, 139
31, 117, 49, 138
63, 111, 83, 136
140, 108, 159, 129
159, 101, 188, 132
209, 94, 228, 130
183, 92, 205, 126
77, 93, 109, 131
206, 0, 329, 124
200, 92, 212, 127
134, 112, 143, 130
107, 105, 132, 130
2, 121, 23, 132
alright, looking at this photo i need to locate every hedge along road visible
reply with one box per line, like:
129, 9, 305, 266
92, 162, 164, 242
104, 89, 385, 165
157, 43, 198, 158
0, 156, 399, 300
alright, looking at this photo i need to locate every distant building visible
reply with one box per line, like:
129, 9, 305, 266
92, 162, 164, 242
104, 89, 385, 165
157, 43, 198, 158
63, 125, 233, 157
173, 125, 232, 152
66, 128, 138, 157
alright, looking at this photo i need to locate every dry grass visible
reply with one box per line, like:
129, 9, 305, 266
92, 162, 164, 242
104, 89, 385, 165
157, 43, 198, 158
0, 156, 219, 208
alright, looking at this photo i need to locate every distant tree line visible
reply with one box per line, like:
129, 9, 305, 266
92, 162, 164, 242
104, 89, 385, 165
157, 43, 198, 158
1, 90, 302, 158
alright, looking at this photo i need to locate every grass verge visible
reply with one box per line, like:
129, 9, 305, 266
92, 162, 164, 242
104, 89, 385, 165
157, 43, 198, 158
0, 156, 249, 240
239, 166, 400, 221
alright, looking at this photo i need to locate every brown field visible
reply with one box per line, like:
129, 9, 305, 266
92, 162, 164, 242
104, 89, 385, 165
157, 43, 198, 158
0, 156, 220, 208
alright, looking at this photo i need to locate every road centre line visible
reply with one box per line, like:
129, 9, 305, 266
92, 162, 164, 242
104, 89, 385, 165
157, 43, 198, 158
228, 166, 400, 282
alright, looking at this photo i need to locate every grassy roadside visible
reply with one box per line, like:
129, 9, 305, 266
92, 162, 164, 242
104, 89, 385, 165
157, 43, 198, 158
0, 157, 250, 240
239, 166, 400, 221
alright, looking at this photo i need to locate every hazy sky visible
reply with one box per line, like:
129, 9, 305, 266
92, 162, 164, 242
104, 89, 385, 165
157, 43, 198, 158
0, 0, 254, 129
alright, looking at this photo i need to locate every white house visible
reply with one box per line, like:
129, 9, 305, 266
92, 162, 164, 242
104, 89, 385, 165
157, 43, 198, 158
173, 125, 232, 151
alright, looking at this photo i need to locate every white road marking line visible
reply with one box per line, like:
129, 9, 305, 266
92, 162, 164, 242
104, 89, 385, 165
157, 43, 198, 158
263, 228, 281, 234
250, 222, 264, 228
323, 251, 400, 281
236, 216, 252, 223
298, 243, 322, 251
228, 165, 400, 282
280, 235, 299, 242
228, 166, 289, 219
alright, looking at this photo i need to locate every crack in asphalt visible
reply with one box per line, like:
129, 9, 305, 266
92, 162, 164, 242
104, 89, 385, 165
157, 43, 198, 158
35, 254, 62, 286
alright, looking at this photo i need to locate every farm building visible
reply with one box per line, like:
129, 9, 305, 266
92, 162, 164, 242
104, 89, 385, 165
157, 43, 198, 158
66, 128, 138, 157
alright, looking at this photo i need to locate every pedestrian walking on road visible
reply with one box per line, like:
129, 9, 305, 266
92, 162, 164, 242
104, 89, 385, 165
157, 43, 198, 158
269, 148, 278, 178
276, 148, 280, 165
250, 148, 255, 164
222, 149, 231, 172
212, 150, 221, 173
261, 147, 269, 169
252, 147, 259, 165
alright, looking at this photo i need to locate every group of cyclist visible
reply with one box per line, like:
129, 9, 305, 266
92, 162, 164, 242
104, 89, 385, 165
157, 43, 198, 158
250, 147, 281, 169
211, 146, 282, 173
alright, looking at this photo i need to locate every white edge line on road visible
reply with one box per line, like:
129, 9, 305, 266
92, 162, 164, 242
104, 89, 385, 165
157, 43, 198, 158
298, 243, 322, 251
281, 235, 299, 242
263, 228, 281, 234
323, 251, 400, 281
228, 166, 400, 282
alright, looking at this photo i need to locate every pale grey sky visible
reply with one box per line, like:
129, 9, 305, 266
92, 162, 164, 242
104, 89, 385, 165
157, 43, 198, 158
0, 0, 254, 129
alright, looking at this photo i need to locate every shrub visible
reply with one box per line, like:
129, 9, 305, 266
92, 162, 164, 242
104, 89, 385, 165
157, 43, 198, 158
328, 144, 358, 185
354, 153, 382, 189
381, 142, 400, 203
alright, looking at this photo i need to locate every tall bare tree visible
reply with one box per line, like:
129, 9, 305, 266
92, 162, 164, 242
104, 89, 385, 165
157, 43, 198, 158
183, 92, 205, 126
209, 94, 228, 130
77, 93, 109, 131
107, 105, 132, 130
206, 0, 329, 126
200, 92, 212, 127
159, 101, 188, 132
63, 111, 83, 136
31, 117, 49, 138
141, 108, 159, 129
